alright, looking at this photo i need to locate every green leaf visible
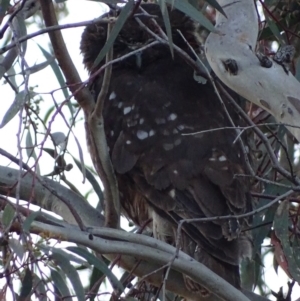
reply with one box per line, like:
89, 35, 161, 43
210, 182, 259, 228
26, 131, 40, 175
89, 266, 104, 301
33, 274, 47, 301
165, 0, 215, 32
12, 15, 27, 54
0, 57, 18, 88
38, 45, 74, 116
92, 0, 135, 69
0, 90, 31, 128
2, 204, 15, 227
264, 13, 285, 44
19, 268, 33, 298
23, 211, 41, 233
42, 148, 56, 159
67, 246, 124, 292
24, 57, 55, 75
43, 106, 55, 124
240, 254, 261, 291
252, 184, 288, 254
51, 269, 72, 301
205, 0, 226, 16
46, 247, 88, 266
0, 0, 10, 20
159, 0, 174, 57
72, 133, 85, 181
72, 157, 104, 207
51, 251, 85, 301
274, 201, 300, 282
9, 238, 24, 261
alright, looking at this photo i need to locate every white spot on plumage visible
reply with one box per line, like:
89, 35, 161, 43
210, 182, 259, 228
169, 189, 175, 198
109, 91, 116, 100
219, 155, 227, 162
126, 140, 131, 145
149, 129, 155, 137
117, 102, 123, 108
163, 129, 170, 136
209, 157, 216, 161
177, 125, 185, 131
110, 130, 114, 137
168, 113, 177, 121
173, 170, 178, 175
137, 130, 148, 140
123, 107, 132, 115
139, 118, 145, 124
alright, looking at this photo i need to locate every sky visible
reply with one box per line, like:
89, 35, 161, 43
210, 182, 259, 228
0, 1, 299, 300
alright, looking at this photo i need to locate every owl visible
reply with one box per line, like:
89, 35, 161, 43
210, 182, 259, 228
81, 3, 253, 297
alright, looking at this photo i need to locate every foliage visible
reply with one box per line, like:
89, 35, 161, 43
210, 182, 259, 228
0, 0, 300, 300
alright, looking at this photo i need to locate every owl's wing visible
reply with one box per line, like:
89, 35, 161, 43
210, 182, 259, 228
102, 56, 252, 279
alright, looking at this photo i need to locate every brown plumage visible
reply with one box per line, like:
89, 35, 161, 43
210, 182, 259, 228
81, 4, 253, 296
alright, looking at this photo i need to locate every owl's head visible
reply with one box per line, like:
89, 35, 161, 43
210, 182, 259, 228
80, 4, 199, 73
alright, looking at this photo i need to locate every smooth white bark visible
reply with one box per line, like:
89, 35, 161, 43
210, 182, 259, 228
205, 0, 300, 141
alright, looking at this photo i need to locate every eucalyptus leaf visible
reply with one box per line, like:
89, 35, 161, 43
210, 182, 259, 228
51, 269, 72, 301
92, 0, 135, 69
9, 238, 24, 261
165, 0, 215, 32
67, 246, 124, 292
23, 211, 41, 233
0, 90, 32, 128
274, 201, 300, 282
2, 204, 15, 228
19, 268, 33, 298
51, 252, 85, 301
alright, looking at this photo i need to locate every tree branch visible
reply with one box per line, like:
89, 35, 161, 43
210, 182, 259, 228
27, 220, 250, 301
39, 0, 93, 112
0, 164, 271, 301
205, 0, 300, 141
0, 165, 104, 227
40, 0, 120, 228
90, 22, 120, 228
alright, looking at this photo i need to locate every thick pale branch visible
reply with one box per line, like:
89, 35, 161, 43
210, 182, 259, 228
29, 221, 250, 301
0, 165, 270, 301
205, 0, 300, 141
0, 165, 104, 227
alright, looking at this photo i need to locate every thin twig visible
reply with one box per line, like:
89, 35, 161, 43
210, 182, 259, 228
0, 18, 117, 55
0, 148, 86, 230
89, 22, 120, 228
217, 82, 300, 186
39, 0, 94, 112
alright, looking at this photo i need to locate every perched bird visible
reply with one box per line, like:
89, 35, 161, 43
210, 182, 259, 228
81, 3, 253, 296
